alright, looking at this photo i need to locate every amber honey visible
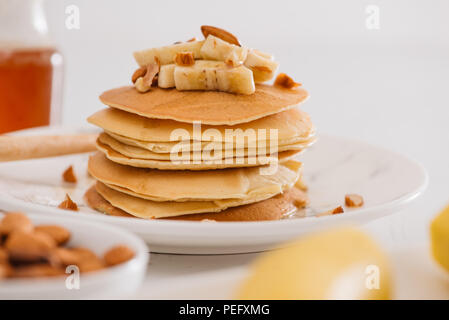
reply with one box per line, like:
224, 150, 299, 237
0, 47, 62, 133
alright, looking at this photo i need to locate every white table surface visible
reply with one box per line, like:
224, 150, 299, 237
129, 243, 449, 300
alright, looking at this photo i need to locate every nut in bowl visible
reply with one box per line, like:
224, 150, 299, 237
0, 212, 149, 299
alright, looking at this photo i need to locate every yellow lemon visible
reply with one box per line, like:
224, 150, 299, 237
236, 228, 392, 300
431, 203, 449, 272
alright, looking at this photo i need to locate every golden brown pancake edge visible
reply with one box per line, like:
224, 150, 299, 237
99, 84, 309, 125
84, 185, 308, 222
95, 139, 303, 170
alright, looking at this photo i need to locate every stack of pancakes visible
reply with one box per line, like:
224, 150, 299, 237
84, 84, 315, 221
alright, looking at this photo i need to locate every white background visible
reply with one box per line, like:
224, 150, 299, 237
42, 0, 448, 263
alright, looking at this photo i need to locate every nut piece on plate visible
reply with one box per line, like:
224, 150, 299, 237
0, 212, 33, 236
274, 73, 302, 89
345, 194, 364, 207
62, 165, 77, 183
103, 245, 135, 266
200, 25, 241, 46
35, 225, 71, 246
200, 35, 248, 67
58, 194, 79, 211
244, 49, 279, 83
316, 206, 344, 217
332, 206, 344, 214
5, 230, 56, 263
174, 52, 195, 66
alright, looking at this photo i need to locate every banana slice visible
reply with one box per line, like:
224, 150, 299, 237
244, 49, 279, 83
133, 41, 204, 66
253, 49, 274, 60
174, 60, 255, 94
158, 64, 176, 88
200, 35, 248, 66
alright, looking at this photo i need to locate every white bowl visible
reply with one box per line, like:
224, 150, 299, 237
0, 213, 149, 299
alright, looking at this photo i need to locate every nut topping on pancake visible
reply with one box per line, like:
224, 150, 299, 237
135, 61, 160, 93
200, 25, 241, 46
274, 73, 302, 89
131, 25, 290, 94
174, 52, 195, 66
131, 66, 146, 84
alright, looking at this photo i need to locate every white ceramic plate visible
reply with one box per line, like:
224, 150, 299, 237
0, 126, 428, 254
0, 212, 149, 299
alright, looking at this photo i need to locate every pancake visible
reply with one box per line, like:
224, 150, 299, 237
88, 152, 302, 202
95, 181, 296, 219
88, 106, 313, 143
98, 132, 311, 161
99, 84, 309, 125
168, 187, 308, 221
96, 139, 302, 170
106, 130, 315, 154
84, 185, 308, 221
85, 185, 133, 218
